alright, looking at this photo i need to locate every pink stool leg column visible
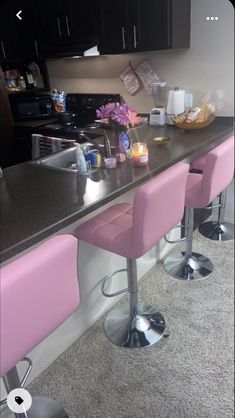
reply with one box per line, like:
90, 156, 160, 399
164, 207, 213, 280
103, 258, 165, 348
199, 189, 234, 241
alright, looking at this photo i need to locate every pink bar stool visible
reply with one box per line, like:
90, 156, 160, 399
75, 163, 189, 348
190, 135, 234, 241
164, 136, 234, 280
0, 235, 80, 418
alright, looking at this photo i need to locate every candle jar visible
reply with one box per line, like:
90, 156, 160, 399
132, 142, 149, 166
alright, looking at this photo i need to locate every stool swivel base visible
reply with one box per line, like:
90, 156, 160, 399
199, 221, 234, 241
164, 251, 213, 281
199, 190, 234, 242
104, 302, 165, 348
164, 207, 214, 281
102, 258, 165, 348
7, 396, 69, 418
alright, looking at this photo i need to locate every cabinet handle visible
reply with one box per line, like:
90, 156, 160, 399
167, 0, 171, 46
1, 41, 6, 59
121, 27, 126, 50
133, 25, 138, 48
65, 16, 70, 37
57, 17, 62, 38
34, 40, 39, 57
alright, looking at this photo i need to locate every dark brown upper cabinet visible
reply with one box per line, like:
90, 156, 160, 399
0, 0, 40, 63
37, 0, 99, 57
0, 0, 23, 62
0, 0, 43, 63
99, 0, 191, 54
0, 0, 191, 62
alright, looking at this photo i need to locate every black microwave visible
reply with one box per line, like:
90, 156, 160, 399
9, 93, 54, 122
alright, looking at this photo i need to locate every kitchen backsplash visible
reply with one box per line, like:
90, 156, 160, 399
47, 0, 234, 116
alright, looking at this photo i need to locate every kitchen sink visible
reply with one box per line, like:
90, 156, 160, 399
31, 146, 99, 174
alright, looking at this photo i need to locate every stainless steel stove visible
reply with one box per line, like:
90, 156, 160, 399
41, 93, 122, 135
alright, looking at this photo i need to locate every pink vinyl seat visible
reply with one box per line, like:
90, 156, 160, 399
76, 162, 189, 348
164, 136, 234, 280
189, 135, 234, 241
0, 234, 80, 418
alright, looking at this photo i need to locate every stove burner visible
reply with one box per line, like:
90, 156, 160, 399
43, 123, 64, 130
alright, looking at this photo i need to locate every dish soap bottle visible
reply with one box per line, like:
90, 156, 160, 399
76, 144, 87, 173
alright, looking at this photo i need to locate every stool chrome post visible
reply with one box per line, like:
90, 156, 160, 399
199, 189, 234, 241
185, 207, 194, 260
218, 190, 226, 224
103, 258, 165, 348
164, 207, 213, 280
127, 259, 138, 318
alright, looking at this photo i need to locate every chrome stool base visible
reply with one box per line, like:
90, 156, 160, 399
104, 302, 165, 348
7, 396, 69, 418
164, 251, 213, 281
199, 221, 234, 241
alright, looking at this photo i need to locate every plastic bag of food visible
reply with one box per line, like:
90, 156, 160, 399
51, 89, 66, 113
173, 90, 225, 125
201, 89, 225, 113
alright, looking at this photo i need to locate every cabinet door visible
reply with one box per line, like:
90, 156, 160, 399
18, 0, 42, 60
38, 0, 70, 48
0, 0, 22, 62
0, 0, 43, 62
69, 0, 98, 40
99, 0, 129, 54
135, 0, 171, 52
126, 0, 139, 52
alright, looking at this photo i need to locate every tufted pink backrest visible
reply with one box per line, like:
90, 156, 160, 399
199, 136, 234, 206
0, 235, 80, 377
132, 162, 189, 258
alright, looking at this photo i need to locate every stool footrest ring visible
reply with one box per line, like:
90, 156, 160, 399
164, 236, 186, 244
0, 357, 33, 406
102, 269, 128, 298
164, 224, 186, 244
20, 357, 33, 387
205, 203, 221, 210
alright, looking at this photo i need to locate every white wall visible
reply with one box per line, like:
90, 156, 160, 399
47, 0, 234, 116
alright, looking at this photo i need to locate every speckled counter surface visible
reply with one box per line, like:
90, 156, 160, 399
0, 117, 233, 262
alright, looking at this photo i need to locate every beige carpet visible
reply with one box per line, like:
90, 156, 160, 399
29, 229, 234, 418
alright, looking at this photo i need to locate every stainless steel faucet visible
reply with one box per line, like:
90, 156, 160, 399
78, 130, 112, 158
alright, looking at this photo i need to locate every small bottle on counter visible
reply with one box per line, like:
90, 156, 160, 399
24, 68, 34, 89
76, 144, 87, 173
18, 75, 26, 89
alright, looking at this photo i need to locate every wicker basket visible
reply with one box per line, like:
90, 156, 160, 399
173, 115, 215, 130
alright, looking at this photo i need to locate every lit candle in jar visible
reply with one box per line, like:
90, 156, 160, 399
132, 142, 149, 166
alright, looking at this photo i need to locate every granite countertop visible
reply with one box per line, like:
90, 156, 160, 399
0, 117, 233, 262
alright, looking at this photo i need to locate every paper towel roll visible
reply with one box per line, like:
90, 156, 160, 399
167, 89, 185, 115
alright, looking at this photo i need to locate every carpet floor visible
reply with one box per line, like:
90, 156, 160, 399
29, 229, 234, 418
